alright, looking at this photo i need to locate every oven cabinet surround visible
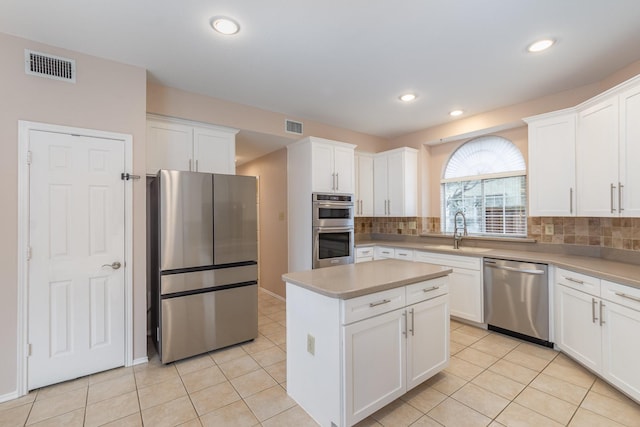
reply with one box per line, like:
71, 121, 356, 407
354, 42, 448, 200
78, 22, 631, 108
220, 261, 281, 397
525, 110, 576, 217
555, 267, 640, 402
283, 260, 451, 427
415, 250, 483, 323
354, 152, 374, 217
287, 136, 356, 272
146, 115, 238, 175
373, 147, 418, 217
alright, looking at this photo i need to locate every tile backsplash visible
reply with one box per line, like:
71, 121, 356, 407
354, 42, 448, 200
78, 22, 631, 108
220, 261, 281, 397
355, 216, 640, 252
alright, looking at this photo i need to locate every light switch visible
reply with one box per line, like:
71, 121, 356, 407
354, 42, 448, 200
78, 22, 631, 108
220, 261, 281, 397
278, 212, 285, 221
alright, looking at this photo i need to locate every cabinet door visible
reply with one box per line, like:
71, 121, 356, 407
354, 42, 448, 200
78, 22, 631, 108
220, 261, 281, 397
602, 301, 640, 402
193, 127, 235, 174
527, 112, 576, 216
554, 284, 602, 372
386, 150, 406, 216
333, 145, 355, 194
355, 154, 374, 216
577, 98, 619, 216
619, 84, 640, 217
344, 309, 405, 427
373, 154, 388, 216
448, 268, 483, 323
311, 142, 335, 193
146, 120, 193, 174
406, 295, 449, 390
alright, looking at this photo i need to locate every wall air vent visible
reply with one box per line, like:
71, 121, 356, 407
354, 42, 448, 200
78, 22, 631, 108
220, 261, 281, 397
285, 119, 303, 135
25, 49, 76, 83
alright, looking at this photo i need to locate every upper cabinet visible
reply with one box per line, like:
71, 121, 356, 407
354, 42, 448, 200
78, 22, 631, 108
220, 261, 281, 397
354, 152, 374, 216
374, 147, 418, 217
525, 110, 576, 216
308, 137, 355, 194
576, 80, 640, 217
525, 74, 640, 217
146, 115, 238, 175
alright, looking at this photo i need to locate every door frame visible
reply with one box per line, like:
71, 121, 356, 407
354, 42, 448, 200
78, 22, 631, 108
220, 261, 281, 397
16, 120, 134, 396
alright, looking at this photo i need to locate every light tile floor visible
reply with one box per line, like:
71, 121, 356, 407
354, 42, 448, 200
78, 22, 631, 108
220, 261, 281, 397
2, 289, 640, 426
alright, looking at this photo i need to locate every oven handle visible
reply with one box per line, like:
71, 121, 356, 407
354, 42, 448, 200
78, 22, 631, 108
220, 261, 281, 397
315, 226, 354, 232
315, 203, 354, 209
484, 261, 545, 275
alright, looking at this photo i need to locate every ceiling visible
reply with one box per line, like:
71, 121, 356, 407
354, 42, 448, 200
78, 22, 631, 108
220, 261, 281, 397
2, 1, 640, 162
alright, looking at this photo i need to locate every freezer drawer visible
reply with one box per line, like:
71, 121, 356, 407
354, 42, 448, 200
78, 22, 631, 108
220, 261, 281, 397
160, 283, 258, 363
160, 264, 257, 295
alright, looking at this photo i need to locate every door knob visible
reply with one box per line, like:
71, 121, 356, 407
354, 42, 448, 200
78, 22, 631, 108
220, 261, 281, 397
102, 261, 122, 270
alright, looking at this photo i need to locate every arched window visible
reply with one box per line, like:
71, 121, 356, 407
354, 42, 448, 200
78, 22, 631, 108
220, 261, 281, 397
441, 136, 527, 236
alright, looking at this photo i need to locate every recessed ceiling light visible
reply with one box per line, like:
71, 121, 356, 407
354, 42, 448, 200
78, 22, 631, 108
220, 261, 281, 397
449, 109, 464, 117
527, 39, 554, 53
211, 17, 240, 35
399, 93, 417, 102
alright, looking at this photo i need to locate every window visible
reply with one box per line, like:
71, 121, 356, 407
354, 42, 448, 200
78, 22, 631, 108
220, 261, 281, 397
441, 136, 527, 236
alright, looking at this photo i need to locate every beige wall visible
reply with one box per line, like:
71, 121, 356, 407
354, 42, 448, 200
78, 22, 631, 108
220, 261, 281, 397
0, 33, 147, 396
237, 149, 288, 298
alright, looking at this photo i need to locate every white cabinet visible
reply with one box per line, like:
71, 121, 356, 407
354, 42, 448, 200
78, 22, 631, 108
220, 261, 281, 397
525, 110, 576, 216
311, 138, 355, 194
576, 77, 640, 217
374, 246, 395, 260
286, 276, 449, 427
554, 268, 640, 402
146, 116, 237, 175
374, 147, 417, 217
415, 250, 483, 323
355, 246, 374, 263
354, 153, 374, 216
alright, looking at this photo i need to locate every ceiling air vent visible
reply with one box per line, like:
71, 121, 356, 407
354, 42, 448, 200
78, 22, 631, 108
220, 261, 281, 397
285, 119, 303, 135
25, 49, 76, 83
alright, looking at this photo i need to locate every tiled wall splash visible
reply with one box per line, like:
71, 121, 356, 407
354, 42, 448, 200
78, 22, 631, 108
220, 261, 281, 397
356, 216, 640, 251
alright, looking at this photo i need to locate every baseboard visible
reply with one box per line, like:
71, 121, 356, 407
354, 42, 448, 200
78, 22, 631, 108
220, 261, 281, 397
0, 390, 20, 404
132, 357, 148, 366
259, 287, 285, 302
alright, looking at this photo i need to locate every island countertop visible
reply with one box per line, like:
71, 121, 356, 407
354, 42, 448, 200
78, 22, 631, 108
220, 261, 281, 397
282, 259, 452, 299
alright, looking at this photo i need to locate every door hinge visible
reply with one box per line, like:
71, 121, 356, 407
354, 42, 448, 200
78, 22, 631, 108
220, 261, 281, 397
26, 150, 32, 165
26, 246, 32, 260
120, 173, 141, 181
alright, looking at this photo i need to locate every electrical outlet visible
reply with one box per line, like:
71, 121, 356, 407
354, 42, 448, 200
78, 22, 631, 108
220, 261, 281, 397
544, 224, 554, 235
278, 212, 285, 221
307, 334, 315, 356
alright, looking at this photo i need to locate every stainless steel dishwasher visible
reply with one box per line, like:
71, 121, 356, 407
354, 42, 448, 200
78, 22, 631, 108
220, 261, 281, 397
483, 258, 552, 347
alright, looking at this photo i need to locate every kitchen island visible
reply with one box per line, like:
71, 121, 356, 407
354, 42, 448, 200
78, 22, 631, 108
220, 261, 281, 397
282, 259, 452, 427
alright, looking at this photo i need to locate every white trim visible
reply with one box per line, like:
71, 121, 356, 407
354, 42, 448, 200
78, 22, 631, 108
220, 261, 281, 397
132, 357, 149, 366
259, 286, 286, 302
0, 390, 20, 404
17, 121, 134, 397
440, 170, 526, 184
146, 113, 239, 136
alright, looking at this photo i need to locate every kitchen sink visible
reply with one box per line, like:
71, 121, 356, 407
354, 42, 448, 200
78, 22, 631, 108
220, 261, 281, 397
422, 245, 492, 253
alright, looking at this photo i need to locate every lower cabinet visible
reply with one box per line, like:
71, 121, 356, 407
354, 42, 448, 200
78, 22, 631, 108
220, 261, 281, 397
555, 268, 640, 402
286, 276, 449, 427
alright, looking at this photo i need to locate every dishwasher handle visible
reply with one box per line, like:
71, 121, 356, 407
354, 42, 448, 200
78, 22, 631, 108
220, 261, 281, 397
484, 260, 546, 275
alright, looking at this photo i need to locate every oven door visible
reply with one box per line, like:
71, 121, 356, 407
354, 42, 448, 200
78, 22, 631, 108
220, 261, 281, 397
313, 227, 354, 269
313, 202, 354, 227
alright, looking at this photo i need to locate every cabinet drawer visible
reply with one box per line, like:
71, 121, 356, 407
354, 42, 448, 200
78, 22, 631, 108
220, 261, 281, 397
602, 280, 640, 311
414, 250, 481, 270
374, 246, 395, 260
556, 268, 600, 296
395, 248, 414, 261
356, 246, 374, 258
342, 287, 405, 325
406, 277, 448, 306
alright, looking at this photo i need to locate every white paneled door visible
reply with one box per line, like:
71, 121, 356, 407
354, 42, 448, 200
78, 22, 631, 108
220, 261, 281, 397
28, 130, 126, 390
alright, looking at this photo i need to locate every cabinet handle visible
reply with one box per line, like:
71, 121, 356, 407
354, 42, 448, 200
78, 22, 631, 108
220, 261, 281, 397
592, 298, 598, 323
369, 298, 391, 308
423, 286, 440, 293
336, 173, 339, 190
402, 311, 407, 337
615, 292, 640, 303
360, 200, 363, 215
611, 183, 616, 213
388, 199, 391, 215
569, 188, 573, 214
331, 173, 335, 191
619, 182, 624, 212
410, 308, 415, 336
195, 159, 199, 172
189, 159, 192, 171
599, 301, 605, 326
565, 276, 584, 285
398, 253, 407, 257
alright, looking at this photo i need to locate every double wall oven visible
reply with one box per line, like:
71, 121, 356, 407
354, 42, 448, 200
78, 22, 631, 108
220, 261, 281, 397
312, 193, 354, 268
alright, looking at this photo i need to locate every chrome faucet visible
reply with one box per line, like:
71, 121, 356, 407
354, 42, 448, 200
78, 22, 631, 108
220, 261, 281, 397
453, 210, 468, 249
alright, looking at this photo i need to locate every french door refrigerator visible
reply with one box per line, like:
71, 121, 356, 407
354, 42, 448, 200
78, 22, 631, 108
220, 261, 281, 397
149, 170, 258, 363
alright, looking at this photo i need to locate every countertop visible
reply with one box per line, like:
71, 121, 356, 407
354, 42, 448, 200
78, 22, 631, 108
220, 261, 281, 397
357, 240, 640, 290
282, 259, 452, 299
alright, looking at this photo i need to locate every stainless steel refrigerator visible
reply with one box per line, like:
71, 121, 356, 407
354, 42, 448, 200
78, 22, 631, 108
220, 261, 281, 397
149, 170, 258, 363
